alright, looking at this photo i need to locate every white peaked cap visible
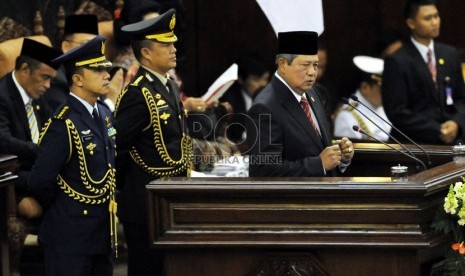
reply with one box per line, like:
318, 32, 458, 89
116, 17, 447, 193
353, 56, 384, 75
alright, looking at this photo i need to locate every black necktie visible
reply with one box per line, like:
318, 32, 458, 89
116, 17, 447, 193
92, 108, 103, 135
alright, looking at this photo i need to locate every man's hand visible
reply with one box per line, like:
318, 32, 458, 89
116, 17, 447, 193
183, 97, 207, 112
320, 145, 342, 171
336, 137, 354, 163
440, 120, 459, 144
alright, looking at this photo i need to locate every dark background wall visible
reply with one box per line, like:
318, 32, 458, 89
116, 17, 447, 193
2, 0, 465, 101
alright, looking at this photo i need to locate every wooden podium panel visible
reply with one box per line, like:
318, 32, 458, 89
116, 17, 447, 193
347, 143, 452, 176
147, 158, 464, 276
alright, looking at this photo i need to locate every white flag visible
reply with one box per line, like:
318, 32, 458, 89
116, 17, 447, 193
256, 0, 324, 36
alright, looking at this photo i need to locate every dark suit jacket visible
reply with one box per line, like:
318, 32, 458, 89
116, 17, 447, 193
29, 95, 116, 255
246, 76, 334, 177
115, 66, 190, 223
220, 82, 248, 142
0, 72, 50, 191
382, 40, 465, 144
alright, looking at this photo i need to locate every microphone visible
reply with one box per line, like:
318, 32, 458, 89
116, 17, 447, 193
349, 95, 432, 167
341, 97, 418, 162
352, 125, 427, 171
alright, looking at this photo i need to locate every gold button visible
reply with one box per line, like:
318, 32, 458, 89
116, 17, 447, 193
83, 210, 88, 215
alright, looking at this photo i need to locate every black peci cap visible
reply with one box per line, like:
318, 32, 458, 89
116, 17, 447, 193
278, 31, 318, 55
20, 39, 62, 70
52, 35, 112, 69
64, 14, 99, 36
121, 8, 177, 42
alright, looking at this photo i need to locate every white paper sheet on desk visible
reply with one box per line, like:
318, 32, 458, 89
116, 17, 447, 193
202, 63, 238, 105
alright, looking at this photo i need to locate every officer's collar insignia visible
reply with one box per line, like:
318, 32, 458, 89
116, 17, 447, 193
157, 99, 166, 106
36, 105, 40, 111
81, 129, 91, 135
311, 96, 315, 102
145, 73, 154, 82
155, 93, 161, 99
105, 116, 111, 127
86, 142, 97, 155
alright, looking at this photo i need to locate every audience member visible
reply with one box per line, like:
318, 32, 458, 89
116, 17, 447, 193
220, 53, 270, 143
45, 15, 99, 112
0, 38, 61, 275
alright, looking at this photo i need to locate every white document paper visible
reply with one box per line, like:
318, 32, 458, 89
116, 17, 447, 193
202, 63, 238, 104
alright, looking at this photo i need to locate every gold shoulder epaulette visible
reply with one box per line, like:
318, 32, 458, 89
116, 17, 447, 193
53, 105, 70, 120
130, 75, 144, 86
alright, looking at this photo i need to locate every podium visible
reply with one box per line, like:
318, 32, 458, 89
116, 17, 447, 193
146, 144, 458, 276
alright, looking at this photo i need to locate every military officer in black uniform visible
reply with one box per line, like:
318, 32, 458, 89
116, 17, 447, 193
114, 9, 192, 276
28, 35, 117, 276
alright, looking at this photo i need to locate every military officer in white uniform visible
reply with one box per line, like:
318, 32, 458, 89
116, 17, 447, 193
334, 56, 392, 141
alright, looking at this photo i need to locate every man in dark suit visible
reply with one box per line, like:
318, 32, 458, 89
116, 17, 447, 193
0, 37, 61, 276
246, 31, 354, 177
114, 9, 192, 276
29, 35, 116, 276
382, 0, 465, 145
220, 53, 270, 143
0, 39, 61, 193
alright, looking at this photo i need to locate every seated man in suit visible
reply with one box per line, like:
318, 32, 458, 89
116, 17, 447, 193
382, 0, 465, 144
0, 38, 61, 274
246, 31, 354, 177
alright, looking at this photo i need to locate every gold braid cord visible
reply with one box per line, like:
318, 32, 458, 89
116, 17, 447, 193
334, 104, 372, 137
129, 86, 193, 177
349, 109, 372, 136
53, 119, 118, 256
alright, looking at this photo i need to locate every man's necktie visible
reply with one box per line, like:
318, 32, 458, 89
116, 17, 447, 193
25, 101, 39, 144
427, 48, 437, 83
300, 96, 321, 139
92, 108, 104, 135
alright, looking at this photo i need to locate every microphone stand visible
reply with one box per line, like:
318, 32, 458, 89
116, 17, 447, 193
341, 97, 421, 170
353, 125, 427, 171
349, 95, 432, 167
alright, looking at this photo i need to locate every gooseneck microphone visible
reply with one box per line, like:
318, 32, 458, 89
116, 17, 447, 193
349, 95, 432, 167
341, 97, 419, 164
353, 125, 427, 171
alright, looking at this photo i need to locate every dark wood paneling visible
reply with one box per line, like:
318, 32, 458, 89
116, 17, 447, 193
146, 159, 464, 275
